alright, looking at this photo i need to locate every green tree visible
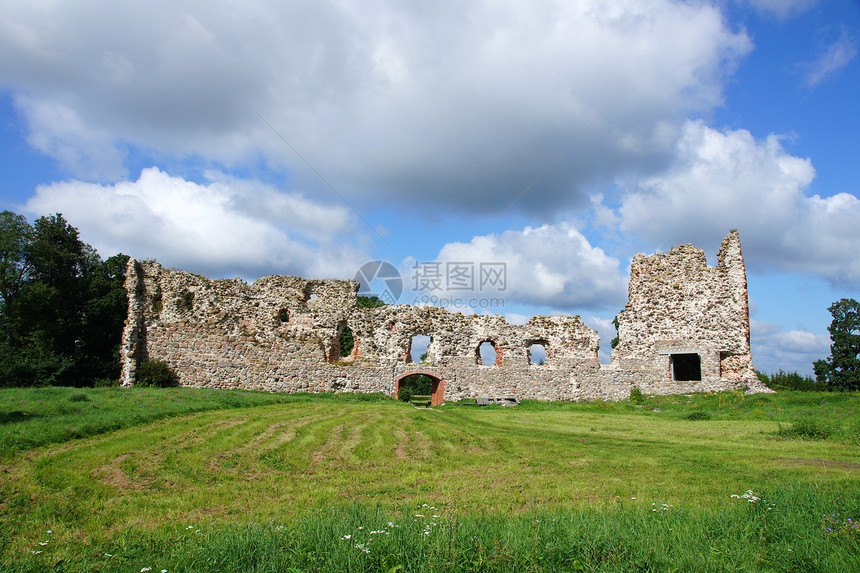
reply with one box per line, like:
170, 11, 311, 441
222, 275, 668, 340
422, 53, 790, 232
813, 298, 860, 392
79, 253, 130, 381
0, 211, 31, 344
0, 212, 128, 387
356, 295, 385, 309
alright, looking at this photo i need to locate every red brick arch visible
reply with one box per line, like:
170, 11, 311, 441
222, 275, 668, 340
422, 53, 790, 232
394, 371, 446, 406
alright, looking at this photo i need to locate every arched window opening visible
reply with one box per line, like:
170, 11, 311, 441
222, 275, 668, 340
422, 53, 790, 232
528, 342, 547, 365
304, 284, 319, 302
278, 307, 290, 323
477, 340, 500, 366
181, 291, 194, 312
338, 325, 356, 359
409, 334, 431, 363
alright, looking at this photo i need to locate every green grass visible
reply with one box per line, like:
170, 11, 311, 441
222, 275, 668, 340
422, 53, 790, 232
409, 394, 431, 407
1, 388, 858, 571
0, 386, 300, 459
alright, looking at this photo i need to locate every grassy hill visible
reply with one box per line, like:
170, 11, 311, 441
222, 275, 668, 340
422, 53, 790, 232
1, 387, 858, 571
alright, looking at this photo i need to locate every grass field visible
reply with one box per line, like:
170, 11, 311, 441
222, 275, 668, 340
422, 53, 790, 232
1, 388, 858, 571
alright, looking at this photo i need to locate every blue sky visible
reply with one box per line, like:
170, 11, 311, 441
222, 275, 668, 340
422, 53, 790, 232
1, 0, 858, 375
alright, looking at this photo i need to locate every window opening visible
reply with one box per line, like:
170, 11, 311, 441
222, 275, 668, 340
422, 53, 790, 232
338, 325, 355, 359
182, 291, 194, 311
477, 340, 500, 366
278, 307, 290, 323
528, 343, 546, 365
672, 353, 701, 381
409, 334, 431, 363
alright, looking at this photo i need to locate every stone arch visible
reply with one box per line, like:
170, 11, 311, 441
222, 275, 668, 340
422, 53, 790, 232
395, 371, 446, 406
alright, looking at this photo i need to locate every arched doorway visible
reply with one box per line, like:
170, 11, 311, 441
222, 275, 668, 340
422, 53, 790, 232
395, 371, 445, 407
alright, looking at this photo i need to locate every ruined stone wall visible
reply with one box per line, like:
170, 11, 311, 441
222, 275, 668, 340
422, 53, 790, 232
610, 230, 768, 395
121, 231, 770, 401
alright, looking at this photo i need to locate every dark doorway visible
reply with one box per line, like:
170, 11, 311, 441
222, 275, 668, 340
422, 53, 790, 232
672, 353, 702, 381
395, 372, 445, 406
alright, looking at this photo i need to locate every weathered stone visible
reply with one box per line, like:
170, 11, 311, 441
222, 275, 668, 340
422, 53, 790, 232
121, 231, 770, 402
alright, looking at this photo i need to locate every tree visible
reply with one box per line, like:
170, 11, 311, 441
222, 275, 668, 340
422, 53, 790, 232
79, 253, 130, 381
813, 298, 860, 392
0, 211, 129, 387
357, 295, 385, 309
0, 211, 31, 344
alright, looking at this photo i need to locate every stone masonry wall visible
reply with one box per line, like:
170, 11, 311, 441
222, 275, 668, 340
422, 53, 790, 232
121, 231, 770, 401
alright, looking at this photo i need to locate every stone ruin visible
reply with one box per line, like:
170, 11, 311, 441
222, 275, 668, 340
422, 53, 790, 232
120, 231, 771, 402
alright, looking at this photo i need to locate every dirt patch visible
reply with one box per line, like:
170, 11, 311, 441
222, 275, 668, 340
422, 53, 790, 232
312, 424, 346, 465
772, 457, 860, 470
395, 429, 409, 460
91, 452, 157, 491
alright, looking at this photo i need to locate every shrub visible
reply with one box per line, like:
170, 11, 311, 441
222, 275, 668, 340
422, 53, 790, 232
94, 378, 120, 388
398, 386, 413, 403
778, 418, 835, 440
135, 360, 177, 388
685, 411, 711, 421
629, 386, 645, 404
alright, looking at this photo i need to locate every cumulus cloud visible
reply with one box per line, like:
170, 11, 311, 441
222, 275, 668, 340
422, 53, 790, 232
23, 167, 368, 279
0, 0, 750, 215
432, 222, 626, 310
616, 120, 860, 288
751, 320, 830, 375
801, 30, 857, 87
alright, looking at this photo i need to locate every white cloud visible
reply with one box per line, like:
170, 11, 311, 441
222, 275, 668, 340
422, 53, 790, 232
616, 120, 860, 288
433, 222, 626, 310
750, 320, 829, 375
741, 0, 818, 19
0, 0, 751, 214
802, 30, 857, 87
23, 167, 368, 279
17, 97, 126, 180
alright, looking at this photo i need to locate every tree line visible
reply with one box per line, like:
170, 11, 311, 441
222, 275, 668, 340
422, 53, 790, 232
0, 211, 128, 387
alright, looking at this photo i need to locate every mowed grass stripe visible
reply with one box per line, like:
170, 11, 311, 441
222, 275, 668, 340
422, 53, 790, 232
3, 399, 858, 557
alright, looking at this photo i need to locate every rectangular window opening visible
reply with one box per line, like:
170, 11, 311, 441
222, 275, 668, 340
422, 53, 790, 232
671, 353, 701, 382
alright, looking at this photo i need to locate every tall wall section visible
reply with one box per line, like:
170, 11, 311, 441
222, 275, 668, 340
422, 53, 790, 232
121, 231, 770, 401
609, 230, 768, 395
